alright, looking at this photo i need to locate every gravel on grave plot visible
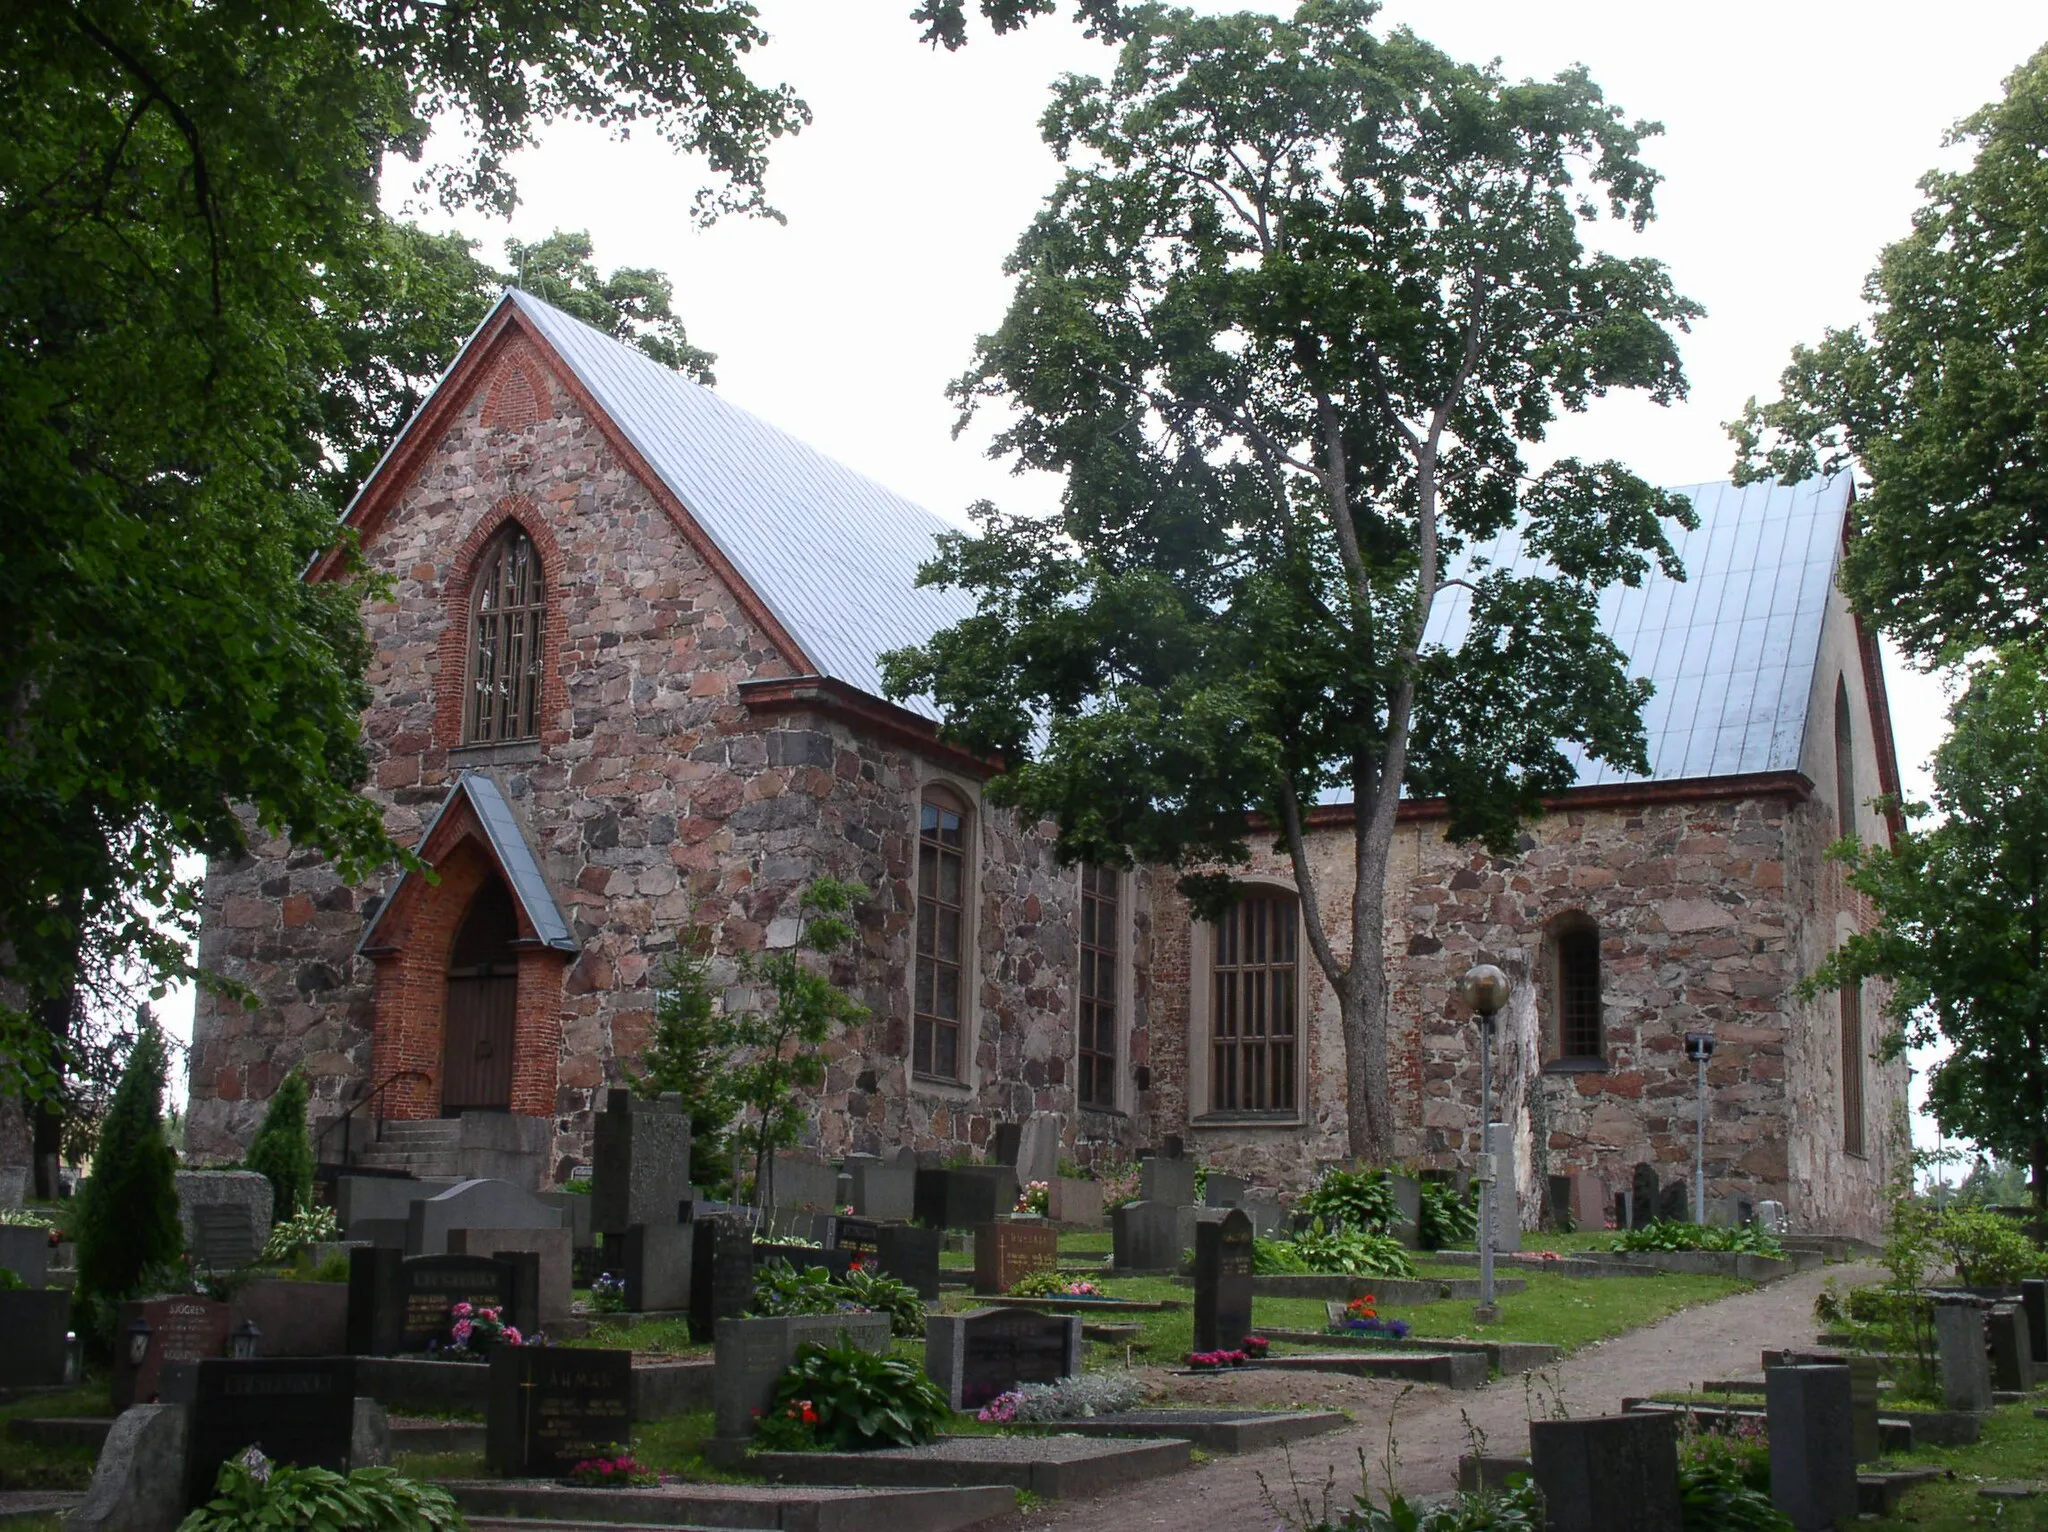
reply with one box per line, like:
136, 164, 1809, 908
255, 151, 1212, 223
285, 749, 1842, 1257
751, 1432, 1192, 1498
1032, 1407, 1347, 1452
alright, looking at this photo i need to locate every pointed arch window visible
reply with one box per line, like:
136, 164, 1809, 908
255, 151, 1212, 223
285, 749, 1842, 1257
914, 786, 972, 1082
1834, 676, 1855, 838
466, 528, 546, 744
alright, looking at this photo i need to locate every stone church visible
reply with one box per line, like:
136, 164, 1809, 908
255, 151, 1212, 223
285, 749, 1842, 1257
186, 290, 1906, 1238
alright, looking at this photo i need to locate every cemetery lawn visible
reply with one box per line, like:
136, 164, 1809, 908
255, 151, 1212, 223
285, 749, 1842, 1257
563, 1317, 710, 1357
1863, 1398, 2048, 1528
0, 1384, 105, 1492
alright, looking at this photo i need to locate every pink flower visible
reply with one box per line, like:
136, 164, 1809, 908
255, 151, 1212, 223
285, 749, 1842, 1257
451, 1302, 473, 1319
503, 1327, 523, 1345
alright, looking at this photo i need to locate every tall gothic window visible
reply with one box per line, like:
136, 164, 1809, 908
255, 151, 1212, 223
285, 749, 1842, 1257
1834, 675, 1855, 839
1552, 914, 1604, 1061
466, 528, 546, 744
1078, 866, 1119, 1109
914, 787, 969, 1081
1842, 978, 1865, 1155
1210, 890, 1298, 1114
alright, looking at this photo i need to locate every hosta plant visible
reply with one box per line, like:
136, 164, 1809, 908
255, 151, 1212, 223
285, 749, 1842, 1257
768, 1340, 951, 1450
178, 1448, 462, 1532
1298, 1167, 1398, 1234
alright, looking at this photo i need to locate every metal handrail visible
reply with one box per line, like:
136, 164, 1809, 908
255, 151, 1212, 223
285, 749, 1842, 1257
319, 1067, 433, 1171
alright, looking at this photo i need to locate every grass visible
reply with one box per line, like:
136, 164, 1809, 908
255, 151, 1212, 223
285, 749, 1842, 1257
561, 1317, 711, 1357
630, 1409, 760, 1483
1861, 1396, 2048, 1529
389, 1449, 484, 1480
0, 1383, 107, 1493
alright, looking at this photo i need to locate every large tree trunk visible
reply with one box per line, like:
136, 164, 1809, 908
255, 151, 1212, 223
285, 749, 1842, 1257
1343, 798, 1401, 1164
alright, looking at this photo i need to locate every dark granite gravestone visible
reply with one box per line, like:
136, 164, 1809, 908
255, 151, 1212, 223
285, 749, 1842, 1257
1193, 1210, 1255, 1353
0, 1225, 51, 1287
1203, 1173, 1248, 1209
1766, 1365, 1857, 1532
1112, 1200, 1181, 1272
405, 1178, 565, 1258
991, 1123, 1023, 1168
914, 1167, 1020, 1230
0, 1289, 71, 1387
2024, 1279, 2048, 1366
114, 1297, 232, 1410
194, 1205, 261, 1269
1988, 1304, 2034, 1392
592, 1090, 693, 1237
973, 1221, 1058, 1295
619, 1222, 691, 1312
1655, 1179, 1689, 1224
486, 1346, 632, 1476
875, 1224, 943, 1300
184, 1357, 355, 1506
926, 1307, 1083, 1411
1630, 1164, 1660, 1230
344, 1248, 535, 1356
1528, 1413, 1681, 1532
687, 1216, 755, 1344
1386, 1175, 1422, 1248
713, 1313, 892, 1441
830, 1217, 883, 1257
1546, 1175, 1574, 1232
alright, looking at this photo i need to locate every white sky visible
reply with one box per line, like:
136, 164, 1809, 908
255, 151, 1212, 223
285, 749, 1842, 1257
165, 0, 2043, 1165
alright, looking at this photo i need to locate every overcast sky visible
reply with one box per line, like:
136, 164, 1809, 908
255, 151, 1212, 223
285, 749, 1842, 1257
168, 1, 2045, 1166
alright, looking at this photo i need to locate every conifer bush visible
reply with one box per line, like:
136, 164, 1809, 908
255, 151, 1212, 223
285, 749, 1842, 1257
244, 1069, 314, 1218
75, 1022, 183, 1316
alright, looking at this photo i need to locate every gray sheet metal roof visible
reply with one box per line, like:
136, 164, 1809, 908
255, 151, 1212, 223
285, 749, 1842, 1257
509, 290, 978, 720
357, 772, 577, 954
1421, 472, 1854, 787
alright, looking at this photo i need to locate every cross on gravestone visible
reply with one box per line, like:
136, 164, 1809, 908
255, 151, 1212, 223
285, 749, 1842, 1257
113, 1298, 232, 1411
344, 1249, 536, 1356
1767, 1365, 1858, 1532
1528, 1414, 1682, 1532
973, 1221, 1058, 1296
713, 1313, 893, 1441
1193, 1209, 1254, 1353
1934, 1301, 1993, 1412
485, 1346, 632, 1476
687, 1216, 755, 1344
925, 1307, 1084, 1412
592, 1090, 693, 1237
183, 1357, 356, 1507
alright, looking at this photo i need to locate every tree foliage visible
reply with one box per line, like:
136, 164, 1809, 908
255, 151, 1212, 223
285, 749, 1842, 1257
636, 935, 742, 1200
74, 1018, 183, 1310
1729, 44, 2048, 662
912, 0, 1134, 50
243, 1069, 315, 1219
1813, 646, 2048, 1211
883, 1, 1698, 1158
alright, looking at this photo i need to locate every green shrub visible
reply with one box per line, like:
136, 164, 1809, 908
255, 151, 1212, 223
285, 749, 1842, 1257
1251, 1237, 1312, 1274
243, 1071, 315, 1220
1417, 1180, 1478, 1250
1007, 1268, 1073, 1297
76, 1023, 183, 1316
1611, 1221, 1784, 1257
750, 1260, 925, 1337
1317, 1477, 1544, 1531
768, 1340, 951, 1450
1298, 1166, 1397, 1234
0, 1267, 24, 1290
178, 1451, 463, 1532
1933, 1206, 2042, 1286
1677, 1455, 1791, 1532
836, 1265, 926, 1337
0, 1207, 55, 1228
261, 1205, 340, 1265
1286, 1222, 1416, 1279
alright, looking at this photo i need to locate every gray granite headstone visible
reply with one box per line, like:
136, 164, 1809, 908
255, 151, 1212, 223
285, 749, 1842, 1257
845, 1155, 916, 1221
713, 1313, 891, 1440
0, 1165, 26, 1209
447, 1225, 575, 1325
1388, 1174, 1422, 1248
1528, 1413, 1681, 1532
1988, 1303, 2034, 1392
1755, 1199, 1788, 1235
406, 1178, 564, 1257
1767, 1365, 1857, 1531
174, 1171, 273, 1269
335, 1175, 462, 1232
1112, 1200, 1181, 1272
0, 1225, 51, 1287
2023, 1279, 2048, 1366
1047, 1176, 1103, 1229
768, 1151, 840, 1213
1139, 1157, 1197, 1208
617, 1222, 691, 1313
1193, 1209, 1254, 1352
1203, 1173, 1248, 1209
925, 1306, 1083, 1411
1935, 1301, 1993, 1412
592, 1090, 693, 1236
68, 1404, 188, 1532
1241, 1194, 1287, 1238
1485, 1123, 1521, 1252
1016, 1113, 1062, 1189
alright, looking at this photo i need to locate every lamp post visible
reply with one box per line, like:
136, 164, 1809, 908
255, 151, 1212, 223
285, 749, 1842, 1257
1685, 1032, 1716, 1223
1460, 963, 1511, 1323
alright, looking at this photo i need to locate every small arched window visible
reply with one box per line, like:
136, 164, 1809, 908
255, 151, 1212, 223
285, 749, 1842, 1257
1834, 675, 1855, 839
914, 786, 972, 1081
1550, 912, 1603, 1062
466, 528, 546, 744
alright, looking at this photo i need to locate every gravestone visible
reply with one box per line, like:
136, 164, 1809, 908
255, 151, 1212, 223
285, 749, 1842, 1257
1987, 1303, 2034, 1392
1387, 1174, 1422, 1247
713, 1313, 892, 1441
768, 1151, 840, 1213
174, 1172, 273, 1270
335, 1174, 462, 1234
829, 1216, 883, 1258
926, 1307, 1084, 1411
875, 1224, 943, 1300
1016, 1113, 1062, 1189
1112, 1200, 1181, 1272
1546, 1175, 1574, 1232
1139, 1157, 1198, 1208
0, 1165, 25, 1208
486, 1346, 632, 1476
69, 1405, 187, 1532
1767, 1365, 1857, 1532
0, 1224, 51, 1287
687, 1215, 755, 1343
845, 1155, 916, 1221
1527, 1413, 1681, 1532
973, 1221, 1058, 1295
617, 1222, 692, 1313
1755, 1199, 1789, 1235
1049, 1176, 1104, 1229
1934, 1301, 1993, 1412
449, 1226, 575, 1325
536, 1189, 595, 1252
0, 1289, 71, 1387
1630, 1164, 1660, 1230
1241, 1194, 1287, 1239
914, 1166, 1020, 1230
345, 1248, 535, 1356
592, 1089, 692, 1236
2023, 1278, 2048, 1366
990, 1123, 1023, 1168
1485, 1123, 1521, 1252
230, 1277, 348, 1359
1655, 1178, 1689, 1225
1193, 1209, 1255, 1353
184, 1357, 355, 1505
113, 1296, 231, 1409
1203, 1173, 1248, 1209
405, 1178, 564, 1257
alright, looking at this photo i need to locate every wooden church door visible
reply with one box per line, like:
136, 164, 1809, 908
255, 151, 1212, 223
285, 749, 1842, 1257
442, 877, 518, 1113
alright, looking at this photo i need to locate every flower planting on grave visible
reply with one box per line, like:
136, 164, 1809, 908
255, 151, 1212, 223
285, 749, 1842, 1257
1675, 1418, 1787, 1532
1611, 1221, 1785, 1257
436, 1300, 528, 1359
1008, 1269, 1115, 1300
759, 1339, 951, 1451
260, 1204, 340, 1264
751, 1258, 926, 1336
563, 1444, 660, 1488
590, 1273, 628, 1314
1330, 1295, 1411, 1340
1016, 1180, 1050, 1215
976, 1370, 1148, 1422
1243, 1334, 1270, 1357
1096, 1159, 1140, 1211
1254, 1223, 1416, 1278
1186, 1348, 1251, 1369
1418, 1180, 1480, 1250
181, 1447, 463, 1532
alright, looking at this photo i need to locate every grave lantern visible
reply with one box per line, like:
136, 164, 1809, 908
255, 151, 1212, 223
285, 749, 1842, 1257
1685, 1032, 1716, 1224
231, 1319, 262, 1360
1459, 963, 1510, 1322
125, 1314, 153, 1369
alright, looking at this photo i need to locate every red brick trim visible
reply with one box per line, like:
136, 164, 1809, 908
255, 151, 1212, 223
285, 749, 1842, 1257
738, 675, 1003, 779
1288, 770, 1818, 832
364, 793, 567, 1119
480, 346, 554, 431
431, 497, 572, 751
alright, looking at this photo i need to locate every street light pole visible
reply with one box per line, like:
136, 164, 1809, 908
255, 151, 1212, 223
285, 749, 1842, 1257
1685, 1032, 1716, 1223
1461, 964, 1511, 1325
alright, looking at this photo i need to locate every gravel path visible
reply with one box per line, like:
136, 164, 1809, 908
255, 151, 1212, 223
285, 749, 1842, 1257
1021, 1261, 1877, 1532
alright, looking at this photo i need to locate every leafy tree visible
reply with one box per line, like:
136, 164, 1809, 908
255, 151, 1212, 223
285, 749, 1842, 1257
74, 1017, 183, 1313
507, 231, 718, 385
243, 1070, 315, 1220
635, 934, 742, 1199
1812, 646, 2048, 1212
883, 1, 1699, 1160
1729, 45, 2048, 662
913, 0, 1133, 50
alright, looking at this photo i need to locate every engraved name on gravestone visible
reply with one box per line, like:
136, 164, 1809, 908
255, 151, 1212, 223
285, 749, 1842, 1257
486, 1346, 632, 1476
926, 1307, 1083, 1412
184, 1358, 355, 1506
687, 1216, 755, 1344
115, 1297, 232, 1411
1194, 1209, 1254, 1353
973, 1221, 1057, 1296
345, 1249, 529, 1355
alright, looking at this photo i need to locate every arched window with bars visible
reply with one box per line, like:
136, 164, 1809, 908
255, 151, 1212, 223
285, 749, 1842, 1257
1546, 911, 1604, 1064
913, 785, 972, 1082
1208, 889, 1299, 1114
465, 527, 546, 744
